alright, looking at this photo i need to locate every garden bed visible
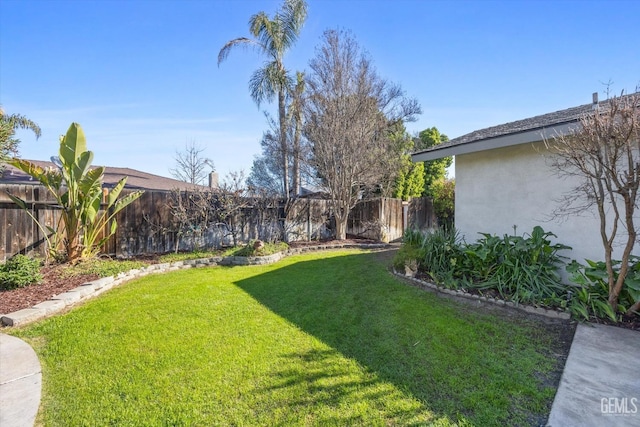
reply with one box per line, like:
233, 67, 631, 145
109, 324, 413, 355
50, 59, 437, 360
0, 238, 384, 316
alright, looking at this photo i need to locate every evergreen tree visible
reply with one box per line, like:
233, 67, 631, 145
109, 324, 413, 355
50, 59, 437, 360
415, 127, 452, 197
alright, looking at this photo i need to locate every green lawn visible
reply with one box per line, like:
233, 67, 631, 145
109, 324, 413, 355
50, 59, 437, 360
13, 249, 564, 426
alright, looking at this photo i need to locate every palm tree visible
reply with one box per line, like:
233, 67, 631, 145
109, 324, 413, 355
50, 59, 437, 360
218, 0, 307, 199
0, 106, 41, 169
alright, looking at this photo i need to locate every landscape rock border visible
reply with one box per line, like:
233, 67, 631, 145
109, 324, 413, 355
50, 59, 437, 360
392, 269, 571, 321
1, 243, 389, 327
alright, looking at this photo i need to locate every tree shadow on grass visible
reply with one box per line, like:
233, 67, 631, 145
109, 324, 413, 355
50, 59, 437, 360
255, 347, 447, 426
234, 250, 561, 426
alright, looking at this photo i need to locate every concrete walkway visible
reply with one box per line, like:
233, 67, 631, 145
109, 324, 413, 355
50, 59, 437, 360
547, 323, 640, 426
0, 333, 41, 427
0, 323, 637, 426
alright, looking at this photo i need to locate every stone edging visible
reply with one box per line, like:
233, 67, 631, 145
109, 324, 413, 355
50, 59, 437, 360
392, 270, 571, 321
1, 243, 390, 327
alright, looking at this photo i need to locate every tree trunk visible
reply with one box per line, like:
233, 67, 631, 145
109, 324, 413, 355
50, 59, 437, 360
278, 90, 290, 199
335, 217, 347, 240
628, 299, 640, 316
334, 205, 348, 240
292, 114, 301, 197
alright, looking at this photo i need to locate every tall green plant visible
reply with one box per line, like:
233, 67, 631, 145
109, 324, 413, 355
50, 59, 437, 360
567, 258, 640, 321
8, 123, 143, 263
464, 227, 571, 304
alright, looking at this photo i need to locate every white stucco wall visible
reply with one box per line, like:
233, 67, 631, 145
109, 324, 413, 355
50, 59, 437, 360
455, 141, 635, 265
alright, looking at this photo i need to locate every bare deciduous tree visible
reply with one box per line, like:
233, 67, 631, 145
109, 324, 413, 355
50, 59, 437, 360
170, 140, 215, 185
546, 91, 640, 314
169, 186, 216, 252
215, 171, 251, 246
303, 29, 421, 240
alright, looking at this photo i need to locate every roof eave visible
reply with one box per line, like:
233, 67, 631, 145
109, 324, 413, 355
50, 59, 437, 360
411, 121, 580, 162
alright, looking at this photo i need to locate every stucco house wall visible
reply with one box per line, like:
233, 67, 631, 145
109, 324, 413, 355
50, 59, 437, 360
455, 141, 603, 264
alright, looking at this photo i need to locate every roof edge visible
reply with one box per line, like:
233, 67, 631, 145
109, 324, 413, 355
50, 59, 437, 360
411, 121, 580, 161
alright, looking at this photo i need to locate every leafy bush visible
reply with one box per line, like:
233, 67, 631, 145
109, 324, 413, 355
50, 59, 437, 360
395, 226, 572, 307
463, 227, 571, 305
0, 254, 43, 290
392, 229, 427, 271
419, 227, 462, 288
393, 228, 463, 288
567, 258, 640, 321
396, 225, 640, 322
431, 178, 455, 230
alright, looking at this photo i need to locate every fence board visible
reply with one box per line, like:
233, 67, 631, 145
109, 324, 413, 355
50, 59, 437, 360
0, 183, 436, 260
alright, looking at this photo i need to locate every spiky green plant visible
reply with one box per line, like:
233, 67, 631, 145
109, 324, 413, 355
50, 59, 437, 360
8, 123, 143, 263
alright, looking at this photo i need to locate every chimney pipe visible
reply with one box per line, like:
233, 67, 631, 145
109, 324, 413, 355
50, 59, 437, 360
209, 171, 219, 189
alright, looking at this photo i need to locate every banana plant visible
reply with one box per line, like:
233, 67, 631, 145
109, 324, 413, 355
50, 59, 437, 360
9, 123, 144, 263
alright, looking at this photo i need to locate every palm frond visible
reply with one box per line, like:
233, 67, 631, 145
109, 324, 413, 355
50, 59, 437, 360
278, 0, 307, 51
217, 37, 262, 66
249, 11, 270, 39
249, 62, 290, 106
0, 108, 42, 139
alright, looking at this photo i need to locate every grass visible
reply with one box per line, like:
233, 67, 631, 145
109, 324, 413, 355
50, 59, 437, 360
156, 241, 289, 263
58, 258, 149, 278
225, 240, 290, 257
12, 249, 563, 426
157, 249, 224, 263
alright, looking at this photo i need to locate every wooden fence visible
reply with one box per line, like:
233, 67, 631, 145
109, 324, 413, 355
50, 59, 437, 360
0, 184, 436, 261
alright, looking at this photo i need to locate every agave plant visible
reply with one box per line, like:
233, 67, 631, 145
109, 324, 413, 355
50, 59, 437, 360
9, 123, 143, 263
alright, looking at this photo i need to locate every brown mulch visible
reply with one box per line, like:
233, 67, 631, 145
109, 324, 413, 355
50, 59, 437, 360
0, 265, 99, 315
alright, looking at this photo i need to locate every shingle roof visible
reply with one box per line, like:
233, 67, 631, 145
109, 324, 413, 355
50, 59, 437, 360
415, 103, 594, 156
413, 93, 639, 158
1, 160, 206, 191
448, 104, 591, 148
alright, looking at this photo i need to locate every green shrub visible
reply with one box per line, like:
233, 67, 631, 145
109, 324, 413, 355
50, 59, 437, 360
431, 178, 455, 230
567, 258, 640, 321
395, 226, 572, 307
464, 227, 571, 305
393, 228, 463, 288
418, 227, 463, 288
0, 254, 43, 290
392, 229, 427, 271
395, 225, 640, 322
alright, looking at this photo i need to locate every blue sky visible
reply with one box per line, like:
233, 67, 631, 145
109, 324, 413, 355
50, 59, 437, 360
1, 0, 639, 180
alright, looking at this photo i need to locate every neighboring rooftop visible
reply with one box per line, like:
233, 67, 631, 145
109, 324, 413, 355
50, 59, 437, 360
1, 160, 211, 191
412, 92, 639, 162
